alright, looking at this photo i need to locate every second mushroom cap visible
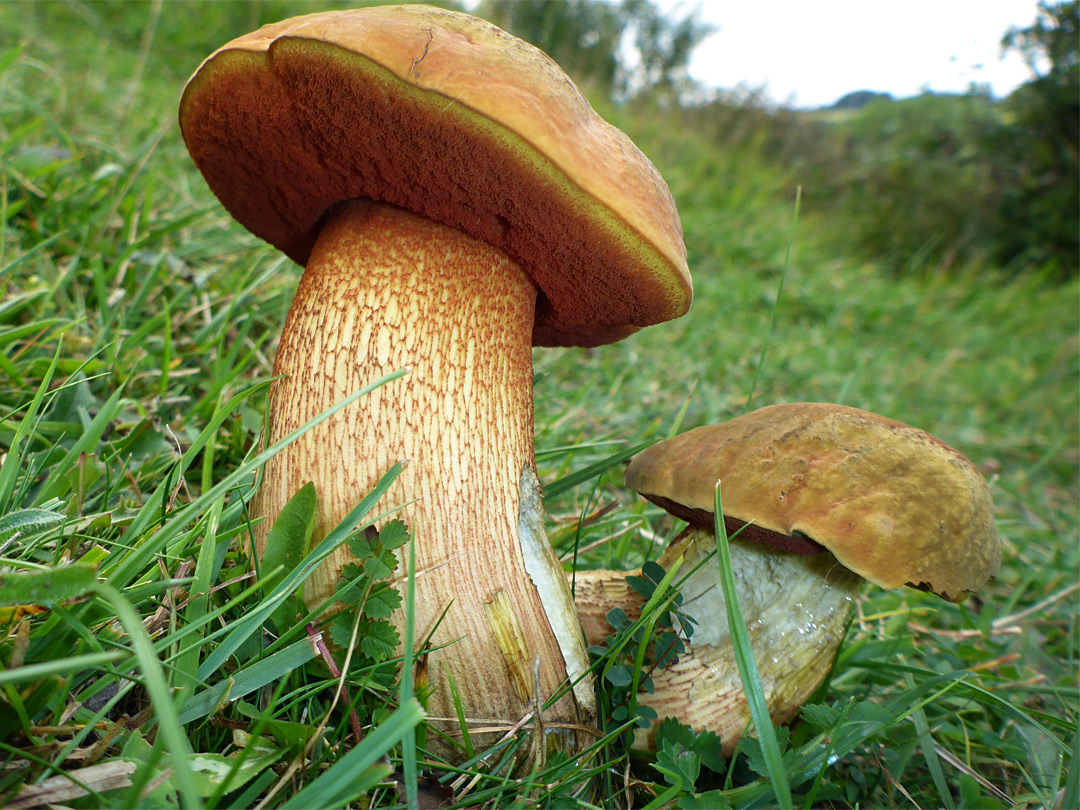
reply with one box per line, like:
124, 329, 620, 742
625, 402, 1001, 601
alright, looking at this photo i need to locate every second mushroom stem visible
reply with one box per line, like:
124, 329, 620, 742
252, 199, 593, 756
574, 529, 861, 755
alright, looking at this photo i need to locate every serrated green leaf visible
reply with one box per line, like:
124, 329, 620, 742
799, 702, 839, 730
377, 520, 410, 550
677, 790, 732, 809
329, 613, 358, 650
347, 530, 376, 560
656, 741, 701, 788
359, 620, 399, 662
850, 700, 897, 725
0, 563, 97, 606
800, 700, 895, 733
363, 555, 394, 580
739, 726, 793, 780
334, 563, 368, 605
363, 584, 402, 620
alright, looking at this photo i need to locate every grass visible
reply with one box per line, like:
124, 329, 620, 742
2, 2, 1077, 808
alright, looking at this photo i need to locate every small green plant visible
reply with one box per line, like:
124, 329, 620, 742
329, 521, 409, 676
592, 559, 692, 737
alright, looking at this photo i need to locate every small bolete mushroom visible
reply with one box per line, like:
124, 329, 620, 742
574, 403, 1000, 754
179, 6, 690, 760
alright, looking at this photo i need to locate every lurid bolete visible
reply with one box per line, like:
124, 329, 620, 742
574, 403, 1000, 754
179, 6, 690, 760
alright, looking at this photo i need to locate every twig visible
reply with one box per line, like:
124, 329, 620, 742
306, 622, 363, 744
559, 520, 642, 562
934, 745, 1015, 806
876, 748, 923, 810
908, 622, 1021, 640
992, 583, 1079, 629
253, 618, 366, 810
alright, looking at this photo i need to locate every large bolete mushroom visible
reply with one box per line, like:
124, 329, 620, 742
179, 6, 690, 760
575, 403, 1000, 754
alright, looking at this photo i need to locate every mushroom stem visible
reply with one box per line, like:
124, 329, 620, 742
574, 529, 861, 755
252, 199, 593, 757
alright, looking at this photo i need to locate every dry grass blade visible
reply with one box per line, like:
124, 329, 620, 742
7, 760, 137, 810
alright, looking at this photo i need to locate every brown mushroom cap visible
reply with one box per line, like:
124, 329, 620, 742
178, 4, 691, 347
625, 403, 1001, 601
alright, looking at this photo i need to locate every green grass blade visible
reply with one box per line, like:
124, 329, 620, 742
0, 342, 61, 512
178, 638, 316, 724
281, 698, 426, 810
713, 483, 793, 809
173, 497, 222, 703
105, 368, 408, 591
33, 386, 124, 505
0, 507, 64, 543
0, 650, 126, 687
444, 664, 474, 762
903, 670, 955, 809
599, 554, 685, 685
101, 380, 273, 580
1063, 724, 1079, 810
544, 440, 653, 498
0, 231, 66, 279
400, 521, 419, 810
93, 581, 202, 809
744, 186, 801, 412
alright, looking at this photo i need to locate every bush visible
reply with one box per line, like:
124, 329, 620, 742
660, 2, 1079, 281
810, 92, 1008, 272
800, 2, 1079, 279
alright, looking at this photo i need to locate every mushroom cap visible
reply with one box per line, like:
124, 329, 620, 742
178, 4, 691, 348
625, 403, 1001, 600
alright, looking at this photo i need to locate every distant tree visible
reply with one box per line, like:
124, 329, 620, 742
479, 0, 714, 99
995, 1, 1079, 275
619, 0, 713, 96
1002, 0, 1079, 84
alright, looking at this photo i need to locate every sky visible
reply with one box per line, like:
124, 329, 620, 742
661, 0, 1046, 108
